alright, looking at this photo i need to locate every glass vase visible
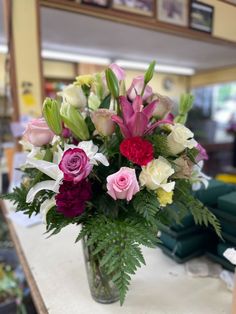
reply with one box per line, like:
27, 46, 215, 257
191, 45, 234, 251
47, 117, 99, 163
82, 237, 119, 304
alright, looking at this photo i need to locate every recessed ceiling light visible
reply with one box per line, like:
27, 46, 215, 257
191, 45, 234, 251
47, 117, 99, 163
41, 50, 111, 65
115, 59, 195, 75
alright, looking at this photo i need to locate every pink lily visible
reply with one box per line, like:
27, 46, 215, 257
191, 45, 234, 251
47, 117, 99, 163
112, 96, 173, 138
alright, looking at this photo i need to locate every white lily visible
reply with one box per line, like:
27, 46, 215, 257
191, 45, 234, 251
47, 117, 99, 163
190, 161, 211, 191
40, 197, 56, 224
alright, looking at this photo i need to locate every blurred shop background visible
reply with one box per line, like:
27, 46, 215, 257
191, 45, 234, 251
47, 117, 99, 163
0, 0, 236, 312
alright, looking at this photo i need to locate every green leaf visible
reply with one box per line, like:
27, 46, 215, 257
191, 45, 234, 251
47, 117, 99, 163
133, 190, 160, 225
100, 94, 111, 109
105, 68, 119, 99
144, 60, 156, 85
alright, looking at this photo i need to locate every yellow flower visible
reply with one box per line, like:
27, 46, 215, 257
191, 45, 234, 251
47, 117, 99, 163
75, 74, 94, 87
156, 188, 173, 207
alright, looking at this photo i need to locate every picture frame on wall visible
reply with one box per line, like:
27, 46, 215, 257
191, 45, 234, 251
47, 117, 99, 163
112, 0, 154, 17
81, 0, 110, 8
189, 1, 214, 33
157, 0, 189, 27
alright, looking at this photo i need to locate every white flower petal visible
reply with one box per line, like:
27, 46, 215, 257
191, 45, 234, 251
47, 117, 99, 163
40, 197, 56, 224
223, 248, 236, 265
93, 153, 109, 166
27, 157, 62, 180
161, 181, 175, 192
26, 180, 59, 203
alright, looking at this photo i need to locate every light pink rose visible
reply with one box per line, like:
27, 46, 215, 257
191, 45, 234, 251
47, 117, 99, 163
91, 109, 116, 136
23, 117, 54, 146
127, 76, 153, 101
109, 63, 126, 81
106, 167, 139, 201
59, 148, 92, 183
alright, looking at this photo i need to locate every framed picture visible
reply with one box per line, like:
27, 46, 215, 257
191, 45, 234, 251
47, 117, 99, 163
189, 1, 214, 33
157, 0, 189, 27
112, 0, 154, 17
81, 0, 110, 8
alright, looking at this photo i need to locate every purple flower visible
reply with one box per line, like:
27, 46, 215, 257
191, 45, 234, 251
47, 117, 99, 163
59, 148, 92, 183
195, 143, 209, 163
109, 63, 126, 81
56, 180, 92, 218
112, 95, 172, 138
127, 76, 152, 101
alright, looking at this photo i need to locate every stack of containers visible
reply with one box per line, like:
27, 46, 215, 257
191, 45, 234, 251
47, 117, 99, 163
158, 180, 235, 267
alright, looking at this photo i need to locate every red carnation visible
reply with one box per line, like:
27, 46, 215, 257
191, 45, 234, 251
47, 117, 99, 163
120, 137, 154, 166
55, 180, 92, 218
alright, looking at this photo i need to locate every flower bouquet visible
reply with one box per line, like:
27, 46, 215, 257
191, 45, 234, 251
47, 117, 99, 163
4, 62, 221, 305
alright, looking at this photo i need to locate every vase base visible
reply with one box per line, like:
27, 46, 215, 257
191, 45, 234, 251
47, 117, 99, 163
91, 295, 119, 304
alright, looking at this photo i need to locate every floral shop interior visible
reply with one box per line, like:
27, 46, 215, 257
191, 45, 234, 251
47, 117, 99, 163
1, 0, 236, 313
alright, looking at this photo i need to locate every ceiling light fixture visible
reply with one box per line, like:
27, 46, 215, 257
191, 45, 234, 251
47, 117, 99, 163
115, 59, 195, 76
42, 49, 111, 65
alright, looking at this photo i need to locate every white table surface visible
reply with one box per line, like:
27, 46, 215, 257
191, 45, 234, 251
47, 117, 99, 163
4, 201, 232, 314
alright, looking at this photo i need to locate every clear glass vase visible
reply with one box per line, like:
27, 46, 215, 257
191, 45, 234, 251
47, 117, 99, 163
82, 237, 119, 304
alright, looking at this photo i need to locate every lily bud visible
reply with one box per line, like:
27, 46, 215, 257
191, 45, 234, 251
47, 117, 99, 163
174, 94, 194, 124
43, 98, 62, 135
105, 68, 119, 99
60, 102, 89, 140
91, 109, 116, 137
144, 60, 156, 85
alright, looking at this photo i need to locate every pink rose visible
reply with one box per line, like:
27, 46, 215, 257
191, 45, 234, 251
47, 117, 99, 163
59, 148, 92, 183
109, 63, 126, 81
127, 76, 153, 101
23, 117, 54, 146
106, 167, 139, 201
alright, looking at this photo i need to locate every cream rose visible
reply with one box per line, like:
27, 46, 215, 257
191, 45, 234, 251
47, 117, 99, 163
91, 109, 116, 136
139, 156, 175, 192
167, 123, 197, 155
58, 84, 86, 109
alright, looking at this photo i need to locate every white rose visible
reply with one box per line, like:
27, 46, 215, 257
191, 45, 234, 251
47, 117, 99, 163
58, 84, 87, 109
139, 156, 175, 192
167, 123, 197, 155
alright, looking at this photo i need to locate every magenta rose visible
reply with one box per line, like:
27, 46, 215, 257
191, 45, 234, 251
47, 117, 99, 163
106, 167, 140, 201
59, 148, 92, 183
23, 117, 54, 146
56, 180, 92, 218
127, 76, 153, 101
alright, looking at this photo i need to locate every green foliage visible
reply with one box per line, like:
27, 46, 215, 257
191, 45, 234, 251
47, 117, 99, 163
173, 180, 222, 238
2, 184, 53, 217
186, 147, 199, 163
133, 190, 160, 225
100, 94, 111, 109
76, 214, 158, 305
147, 133, 170, 158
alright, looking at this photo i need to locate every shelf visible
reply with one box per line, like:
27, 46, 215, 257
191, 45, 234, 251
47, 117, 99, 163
40, 0, 236, 48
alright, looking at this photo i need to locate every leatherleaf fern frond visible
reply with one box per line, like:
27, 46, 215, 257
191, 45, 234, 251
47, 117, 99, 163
76, 214, 159, 305
173, 180, 222, 238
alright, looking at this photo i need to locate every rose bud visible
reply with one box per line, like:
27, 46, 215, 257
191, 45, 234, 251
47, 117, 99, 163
23, 117, 54, 147
91, 109, 116, 137
58, 84, 87, 110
